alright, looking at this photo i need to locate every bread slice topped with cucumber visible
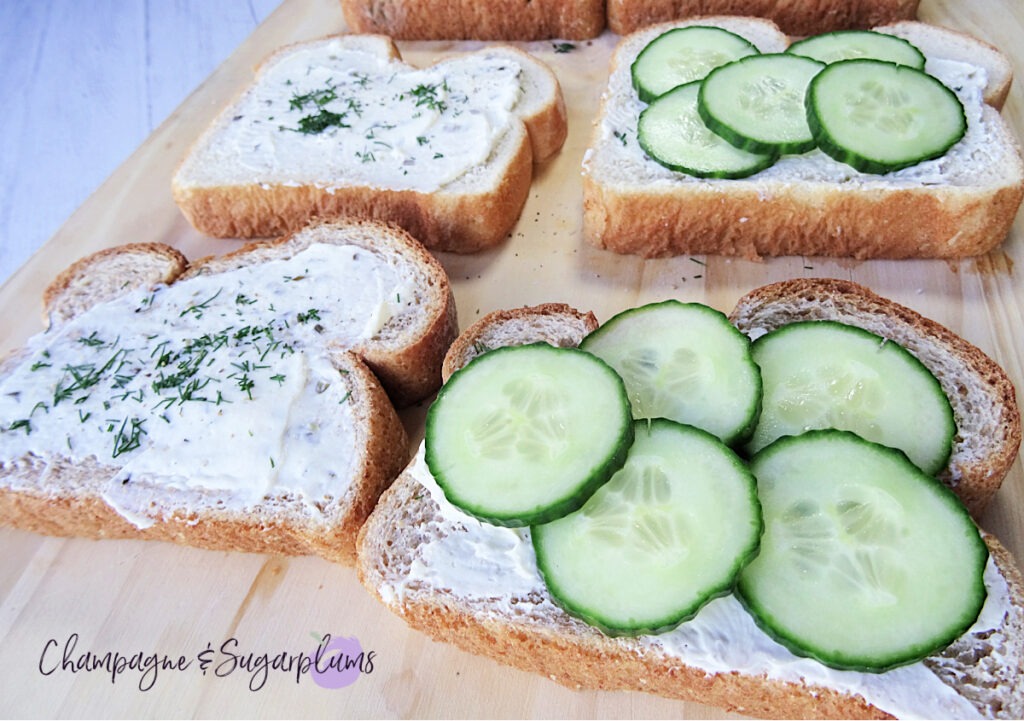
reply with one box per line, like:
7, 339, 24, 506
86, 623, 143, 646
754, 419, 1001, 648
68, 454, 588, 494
357, 285, 1023, 719
583, 16, 1024, 259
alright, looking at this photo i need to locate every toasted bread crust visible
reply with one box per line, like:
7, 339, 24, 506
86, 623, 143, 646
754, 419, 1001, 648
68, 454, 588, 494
340, 0, 606, 40
583, 134, 1024, 262
607, 0, 919, 36
729, 278, 1022, 517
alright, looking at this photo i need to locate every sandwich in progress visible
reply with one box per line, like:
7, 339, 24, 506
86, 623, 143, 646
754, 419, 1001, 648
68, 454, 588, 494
358, 286, 1023, 718
582, 17, 1024, 259
173, 34, 567, 253
0, 220, 456, 564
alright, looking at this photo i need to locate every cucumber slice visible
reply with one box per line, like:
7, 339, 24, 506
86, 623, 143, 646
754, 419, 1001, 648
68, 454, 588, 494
533, 419, 762, 636
787, 30, 926, 68
746, 321, 955, 476
699, 53, 825, 155
580, 300, 761, 445
632, 25, 761, 103
738, 430, 988, 671
424, 344, 633, 527
638, 81, 777, 179
807, 58, 966, 174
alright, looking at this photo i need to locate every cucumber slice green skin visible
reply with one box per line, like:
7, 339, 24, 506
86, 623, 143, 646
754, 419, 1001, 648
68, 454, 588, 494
806, 58, 967, 175
631, 25, 761, 103
533, 419, 763, 637
737, 430, 988, 672
698, 53, 825, 156
580, 299, 762, 446
425, 344, 634, 527
638, 81, 778, 180
746, 320, 955, 476
786, 30, 926, 68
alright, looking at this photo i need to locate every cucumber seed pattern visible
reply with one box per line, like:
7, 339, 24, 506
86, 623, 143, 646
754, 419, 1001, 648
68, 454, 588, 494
844, 80, 917, 136
580, 462, 693, 558
467, 375, 571, 460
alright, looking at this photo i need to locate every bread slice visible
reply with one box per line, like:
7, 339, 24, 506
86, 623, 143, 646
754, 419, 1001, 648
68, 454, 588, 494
607, 0, 920, 37
173, 34, 568, 253
0, 219, 460, 564
356, 299, 1024, 719
440, 303, 599, 382
582, 17, 1024, 259
729, 278, 1021, 518
340, 0, 605, 40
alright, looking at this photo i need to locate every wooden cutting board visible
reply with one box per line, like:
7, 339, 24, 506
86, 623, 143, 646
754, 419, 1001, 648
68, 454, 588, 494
1, 0, 1021, 716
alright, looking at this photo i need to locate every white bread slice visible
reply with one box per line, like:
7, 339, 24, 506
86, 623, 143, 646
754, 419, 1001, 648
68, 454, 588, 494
729, 278, 1021, 518
582, 17, 1024, 259
0, 219, 459, 564
173, 35, 568, 253
607, 0, 920, 37
340, 0, 606, 40
356, 300, 1024, 719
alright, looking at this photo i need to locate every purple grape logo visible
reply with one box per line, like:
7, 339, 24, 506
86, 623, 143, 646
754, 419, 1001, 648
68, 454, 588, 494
309, 633, 374, 689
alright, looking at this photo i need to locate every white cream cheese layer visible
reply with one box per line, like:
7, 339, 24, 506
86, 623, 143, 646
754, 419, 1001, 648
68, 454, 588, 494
586, 28, 1004, 188
0, 243, 412, 524
386, 445, 1010, 720
192, 38, 524, 192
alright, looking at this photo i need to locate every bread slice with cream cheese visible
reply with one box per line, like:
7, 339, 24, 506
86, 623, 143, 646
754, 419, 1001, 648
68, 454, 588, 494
582, 17, 1024, 259
356, 297, 1023, 719
173, 34, 568, 253
0, 219, 457, 564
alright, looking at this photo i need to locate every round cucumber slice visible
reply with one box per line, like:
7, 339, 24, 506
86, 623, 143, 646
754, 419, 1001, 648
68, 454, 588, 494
425, 344, 633, 527
580, 300, 761, 445
806, 58, 966, 174
699, 53, 825, 155
787, 30, 926, 68
638, 81, 777, 179
746, 320, 955, 476
533, 419, 762, 636
631, 25, 761, 103
738, 430, 988, 671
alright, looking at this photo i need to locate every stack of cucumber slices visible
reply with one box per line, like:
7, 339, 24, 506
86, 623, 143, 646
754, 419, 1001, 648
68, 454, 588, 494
632, 26, 967, 177
424, 300, 989, 673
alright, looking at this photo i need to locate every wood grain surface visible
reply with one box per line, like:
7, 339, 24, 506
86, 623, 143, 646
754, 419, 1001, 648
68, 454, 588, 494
1, 0, 1022, 717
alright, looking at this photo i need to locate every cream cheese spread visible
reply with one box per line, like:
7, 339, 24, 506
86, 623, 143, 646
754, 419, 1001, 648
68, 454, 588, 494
0, 243, 413, 525
587, 30, 1005, 188
386, 444, 1011, 720
193, 38, 525, 192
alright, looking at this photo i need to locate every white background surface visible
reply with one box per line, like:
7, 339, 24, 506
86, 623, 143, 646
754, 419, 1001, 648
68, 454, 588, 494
0, 1, 283, 288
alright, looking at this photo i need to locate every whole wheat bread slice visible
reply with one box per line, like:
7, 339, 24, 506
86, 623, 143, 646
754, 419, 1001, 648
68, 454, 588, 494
340, 0, 606, 40
582, 17, 1024, 259
356, 298, 1024, 718
173, 34, 567, 253
0, 219, 458, 564
607, 0, 920, 37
